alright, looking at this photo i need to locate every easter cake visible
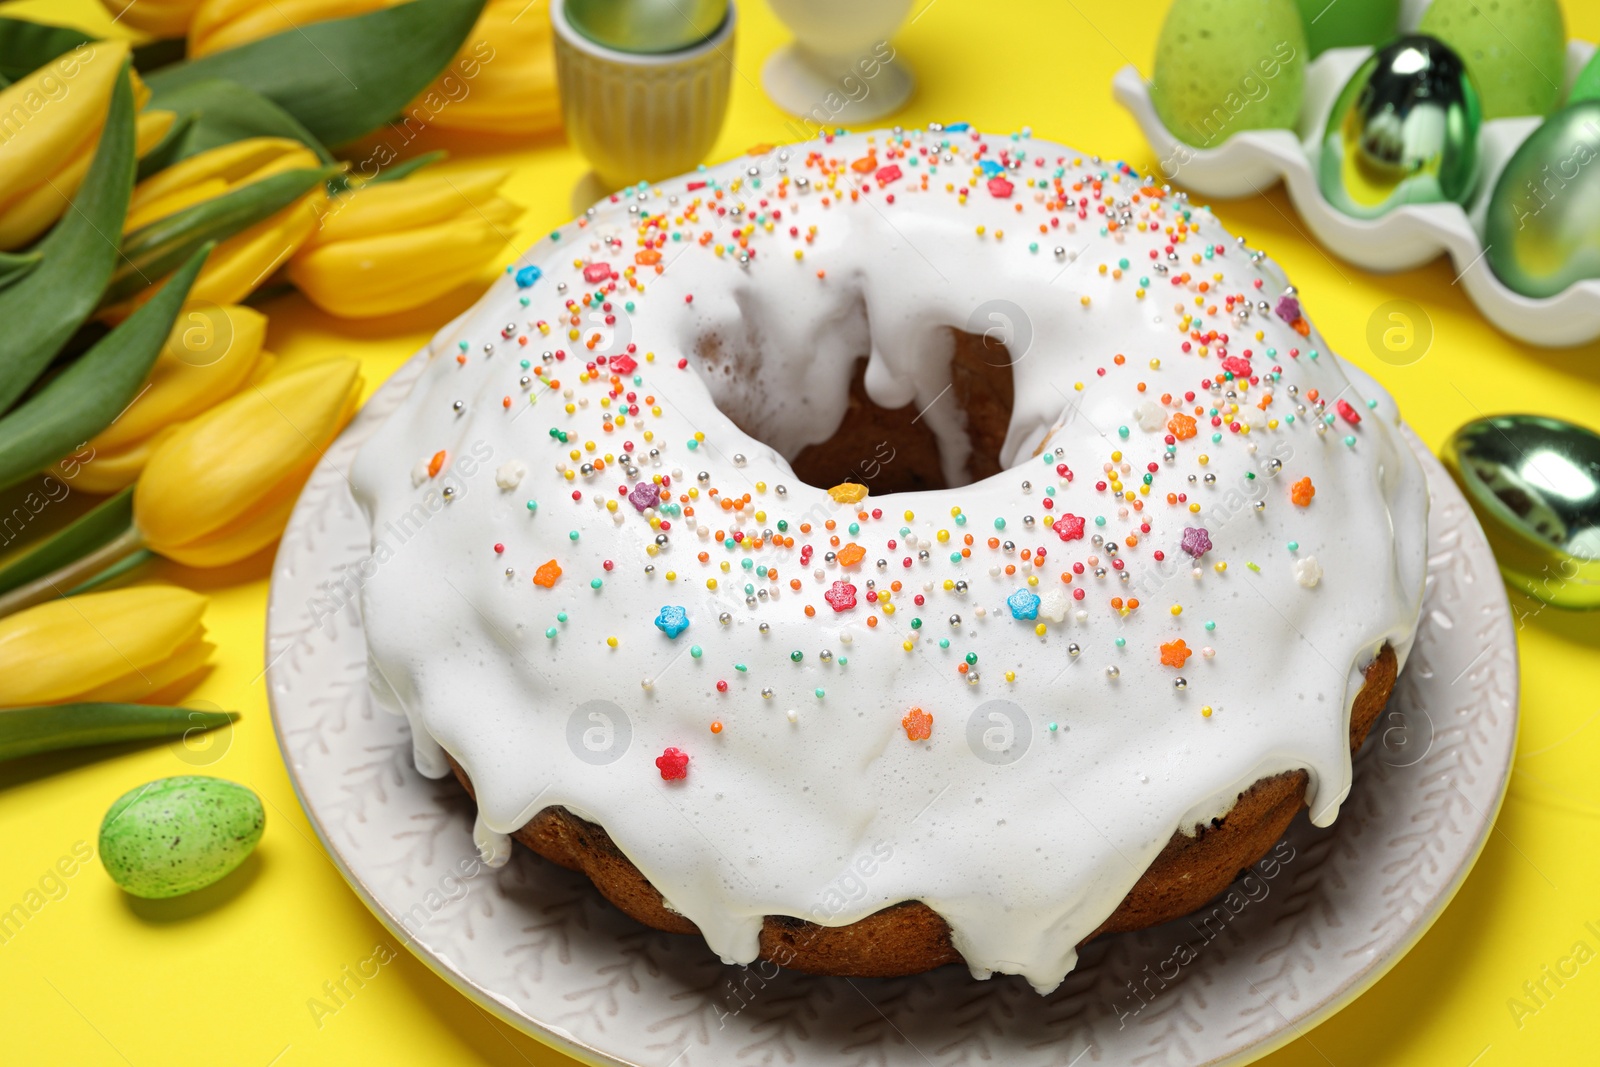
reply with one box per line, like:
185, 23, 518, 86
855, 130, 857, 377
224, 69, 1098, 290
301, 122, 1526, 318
349, 126, 1429, 992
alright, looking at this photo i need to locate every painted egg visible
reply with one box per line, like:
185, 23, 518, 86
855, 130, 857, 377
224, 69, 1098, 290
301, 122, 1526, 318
1293, 0, 1399, 57
1485, 100, 1600, 299
1318, 35, 1482, 218
1569, 48, 1600, 106
1419, 0, 1566, 118
1150, 0, 1307, 148
564, 0, 729, 55
99, 776, 265, 899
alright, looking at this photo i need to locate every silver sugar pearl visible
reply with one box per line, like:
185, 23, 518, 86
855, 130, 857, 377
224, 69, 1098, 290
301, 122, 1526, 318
1068, 643, 1080, 656
1174, 677, 1188, 690
1106, 665, 1120, 679
758, 621, 770, 633
949, 614, 962, 626
719, 612, 732, 624
452, 400, 465, 412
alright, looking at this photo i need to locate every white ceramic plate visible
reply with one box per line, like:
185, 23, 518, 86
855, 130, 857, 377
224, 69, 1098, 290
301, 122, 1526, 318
268, 352, 1517, 1067
1111, 39, 1599, 348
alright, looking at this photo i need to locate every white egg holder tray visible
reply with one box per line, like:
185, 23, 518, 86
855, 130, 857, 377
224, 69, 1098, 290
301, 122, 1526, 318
1112, 37, 1599, 348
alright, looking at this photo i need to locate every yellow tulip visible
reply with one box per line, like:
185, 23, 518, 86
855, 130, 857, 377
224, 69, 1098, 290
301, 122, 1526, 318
0, 40, 174, 250
189, 0, 393, 56
135, 358, 363, 567
116, 137, 328, 311
286, 169, 520, 318
99, 0, 207, 38
415, 0, 561, 135
184, 0, 560, 135
0, 587, 212, 705
60, 305, 273, 494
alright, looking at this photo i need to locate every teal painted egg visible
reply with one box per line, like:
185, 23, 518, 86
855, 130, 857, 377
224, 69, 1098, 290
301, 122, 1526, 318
1485, 100, 1600, 299
564, 0, 729, 55
1318, 35, 1482, 219
1569, 49, 1600, 106
99, 776, 265, 899
1150, 0, 1308, 149
1293, 0, 1399, 57
1420, 0, 1566, 118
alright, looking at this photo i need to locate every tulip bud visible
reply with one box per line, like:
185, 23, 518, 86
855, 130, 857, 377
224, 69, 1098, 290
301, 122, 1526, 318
135, 358, 363, 566
0, 41, 175, 250
286, 169, 521, 318
59, 305, 272, 494
416, 0, 561, 135
0, 586, 212, 706
114, 138, 330, 311
98, 0, 206, 38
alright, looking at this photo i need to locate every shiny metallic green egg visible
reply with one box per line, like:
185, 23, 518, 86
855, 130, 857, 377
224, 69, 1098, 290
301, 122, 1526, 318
564, 0, 729, 55
1443, 415, 1600, 610
1318, 35, 1482, 219
1484, 101, 1600, 300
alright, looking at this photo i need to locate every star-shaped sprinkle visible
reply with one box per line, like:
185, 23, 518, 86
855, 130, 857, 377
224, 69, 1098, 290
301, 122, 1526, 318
654, 605, 689, 638
1291, 476, 1315, 507
1180, 527, 1212, 558
1160, 639, 1193, 668
835, 543, 866, 567
1052, 513, 1085, 541
901, 707, 933, 741
532, 560, 562, 587
655, 747, 688, 780
823, 581, 857, 612
1168, 412, 1198, 440
1007, 588, 1041, 620
628, 481, 660, 511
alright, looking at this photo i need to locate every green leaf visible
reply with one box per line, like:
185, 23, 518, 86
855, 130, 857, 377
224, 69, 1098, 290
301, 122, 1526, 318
136, 77, 334, 180
67, 547, 153, 594
0, 703, 237, 763
0, 62, 135, 414
0, 16, 92, 83
0, 250, 41, 292
0, 486, 133, 598
145, 0, 488, 148
103, 165, 336, 307
0, 244, 211, 494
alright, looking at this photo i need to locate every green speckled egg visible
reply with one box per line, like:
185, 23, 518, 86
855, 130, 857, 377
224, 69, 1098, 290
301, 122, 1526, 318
1293, 0, 1399, 57
99, 776, 264, 899
1151, 0, 1309, 149
1420, 0, 1566, 118
1569, 49, 1600, 106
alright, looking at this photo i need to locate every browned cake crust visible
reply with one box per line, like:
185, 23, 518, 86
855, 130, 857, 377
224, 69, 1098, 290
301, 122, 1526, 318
446, 644, 1397, 979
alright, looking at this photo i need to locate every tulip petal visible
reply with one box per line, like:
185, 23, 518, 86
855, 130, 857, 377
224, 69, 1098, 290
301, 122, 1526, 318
135, 358, 362, 553
303, 169, 512, 248
76, 635, 215, 704
57, 437, 162, 494
0, 586, 207, 705
91, 305, 268, 452
99, 0, 206, 38
0, 40, 128, 215
129, 136, 316, 213
288, 216, 510, 318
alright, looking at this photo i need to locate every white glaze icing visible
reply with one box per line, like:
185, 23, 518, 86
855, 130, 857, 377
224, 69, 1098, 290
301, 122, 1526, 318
349, 127, 1428, 993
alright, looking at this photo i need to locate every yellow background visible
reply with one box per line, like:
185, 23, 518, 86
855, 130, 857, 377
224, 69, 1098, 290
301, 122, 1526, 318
3, 1, 1599, 1063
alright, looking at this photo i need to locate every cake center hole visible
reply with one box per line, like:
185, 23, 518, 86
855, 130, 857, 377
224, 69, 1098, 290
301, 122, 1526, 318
787, 328, 1016, 495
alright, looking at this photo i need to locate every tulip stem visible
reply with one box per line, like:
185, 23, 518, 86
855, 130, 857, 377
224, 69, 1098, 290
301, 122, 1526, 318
0, 527, 147, 619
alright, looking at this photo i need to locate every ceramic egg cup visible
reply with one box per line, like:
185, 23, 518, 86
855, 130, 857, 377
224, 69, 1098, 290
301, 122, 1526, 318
1112, 38, 1599, 348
